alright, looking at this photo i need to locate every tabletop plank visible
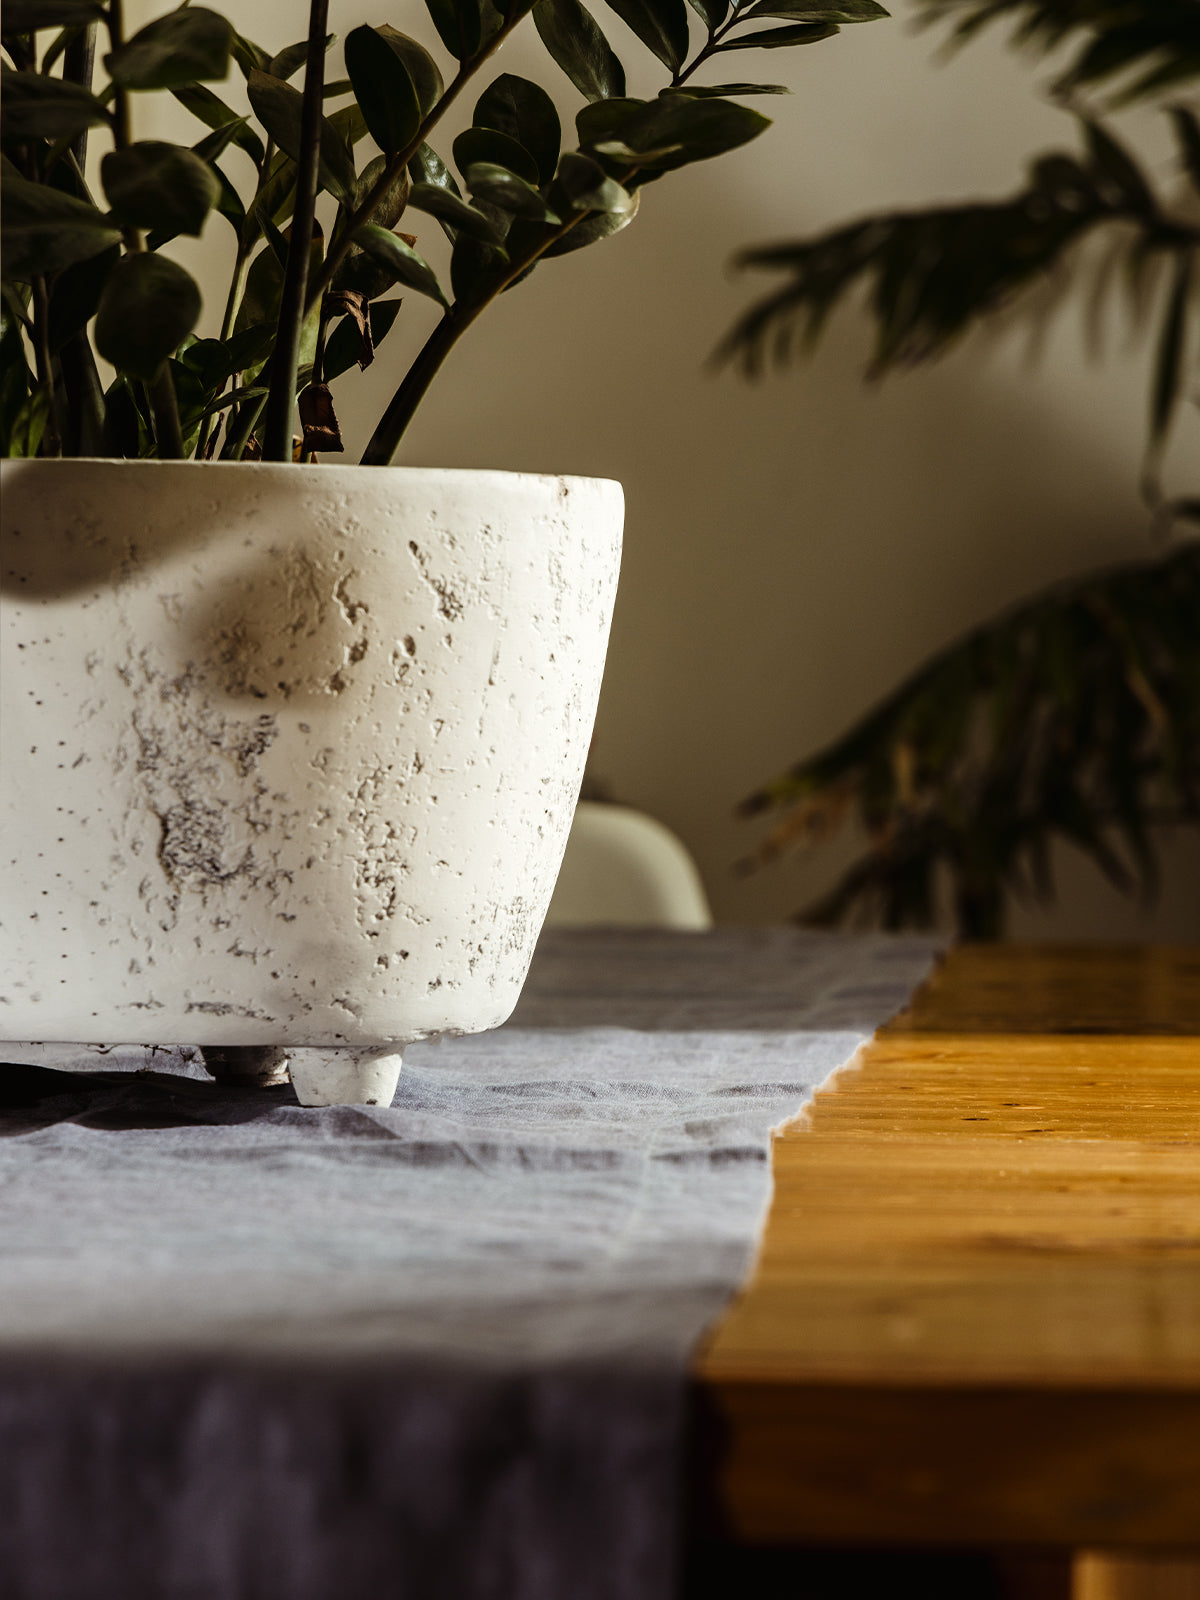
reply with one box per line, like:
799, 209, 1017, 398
691, 945, 1200, 1548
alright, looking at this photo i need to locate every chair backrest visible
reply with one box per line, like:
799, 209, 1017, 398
545, 803, 713, 929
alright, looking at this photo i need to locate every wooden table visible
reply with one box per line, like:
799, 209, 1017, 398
692, 944, 1200, 1599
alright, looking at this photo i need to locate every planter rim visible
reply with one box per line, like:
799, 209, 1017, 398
0, 457, 622, 494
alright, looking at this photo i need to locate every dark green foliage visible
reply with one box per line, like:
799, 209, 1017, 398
246, 69, 355, 202
102, 141, 221, 236
353, 224, 448, 305
343, 25, 422, 156
738, 548, 1200, 939
533, 0, 626, 102
2, 2, 105, 27
0, 166, 120, 278
601, 0, 691, 73
0, 67, 110, 139
105, 7, 233, 90
45, 243, 118, 350
474, 74, 562, 185
728, 0, 1200, 936
723, 120, 1196, 378
2, 0, 876, 463
914, 0, 1200, 104
94, 252, 202, 379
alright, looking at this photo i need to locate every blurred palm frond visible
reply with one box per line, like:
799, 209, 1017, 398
738, 544, 1200, 939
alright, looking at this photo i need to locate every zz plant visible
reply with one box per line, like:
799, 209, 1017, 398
725, 0, 1200, 938
0, 0, 887, 465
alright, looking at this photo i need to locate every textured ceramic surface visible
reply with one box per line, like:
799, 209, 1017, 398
1, 460, 622, 1053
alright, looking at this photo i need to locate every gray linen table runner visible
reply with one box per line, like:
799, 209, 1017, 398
0, 927, 940, 1600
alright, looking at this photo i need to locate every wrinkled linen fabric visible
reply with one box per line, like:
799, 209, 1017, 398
0, 928, 941, 1600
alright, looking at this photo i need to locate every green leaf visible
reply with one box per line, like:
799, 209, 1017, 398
601, 0, 690, 72
543, 182, 639, 253
246, 70, 356, 204
686, 0, 727, 31
407, 143, 465, 244
716, 20, 839, 48
534, 0, 626, 102
188, 114, 253, 170
450, 219, 508, 304
375, 26, 444, 118
327, 102, 369, 149
330, 157, 412, 298
423, 0, 504, 60
46, 242, 119, 351
257, 207, 290, 270
105, 7, 234, 90
229, 32, 271, 78
553, 150, 634, 214
4, 385, 51, 458
353, 223, 448, 306
197, 321, 275, 380
408, 181, 508, 245
268, 34, 335, 82
600, 94, 770, 171
94, 253, 202, 381
170, 84, 265, 167
101, 141, 220, 236
351, 153, 412, 222
1, 1, 103, 26
453, 125, 541, 188
0, 311, 31, 458
463, 161, 561, 222
242, 149, 296, 249
474, 74, 561, 186
0, 169, 120, 279
344, 24, 422, 157
739, 0, 886, 18
100, 372, 152, 457
665, 81, 789, 95
324, 297, 403, 381
576, 96, 647, 150
409, 141, 462, 197
0, 65, 110, 140
190, 380, 269, 423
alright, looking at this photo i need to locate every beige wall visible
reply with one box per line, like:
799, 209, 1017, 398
130, 0, 1200, 936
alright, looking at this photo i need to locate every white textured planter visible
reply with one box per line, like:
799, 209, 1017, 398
0, 460, 622, 1104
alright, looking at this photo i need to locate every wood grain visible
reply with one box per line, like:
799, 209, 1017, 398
691, 945, 1200, 1548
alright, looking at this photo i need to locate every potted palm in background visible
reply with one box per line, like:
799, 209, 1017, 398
726, 0, 1200, 938
0, 0, 887, 1101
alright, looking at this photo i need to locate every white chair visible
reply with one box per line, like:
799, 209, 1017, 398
545, 803, 713, 930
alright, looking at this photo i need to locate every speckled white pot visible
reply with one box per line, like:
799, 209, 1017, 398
1, 460, 622, 1103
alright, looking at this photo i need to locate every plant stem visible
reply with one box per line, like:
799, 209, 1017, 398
672, 7, 745, 87
305, 10, 529, 318
107, 0, 133, 168
193, 247, 253, 459
30, 273, 62, 456
359, 199, 604, 465
358, 308, 462, 466
64, 23, 97, 173
59, 332, 105, 455
149, 366, 185, 458
222, 388, 268, 460
262, 0, 328, 461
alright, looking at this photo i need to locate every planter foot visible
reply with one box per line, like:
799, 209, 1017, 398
287, 1046, 404, 1108
199, 1046, 290, 1088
